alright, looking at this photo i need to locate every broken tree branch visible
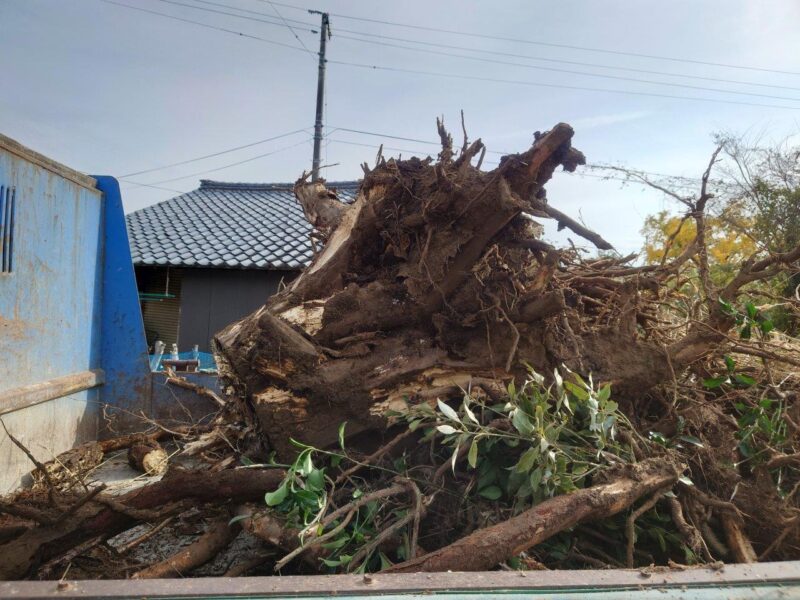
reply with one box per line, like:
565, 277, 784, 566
385, 459, 681, 573
133, 516, 238, 578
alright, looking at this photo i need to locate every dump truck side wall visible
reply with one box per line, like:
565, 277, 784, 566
0, 135, 104, 493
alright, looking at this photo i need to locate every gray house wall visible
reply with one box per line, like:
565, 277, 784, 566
177, 268, 296, 352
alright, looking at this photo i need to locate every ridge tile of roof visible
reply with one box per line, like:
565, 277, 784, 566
126, 180, 359, 270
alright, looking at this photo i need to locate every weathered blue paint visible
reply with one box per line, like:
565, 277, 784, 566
0, 136, 151, 492
0, 136, 105, 491
94, 176, 152, 433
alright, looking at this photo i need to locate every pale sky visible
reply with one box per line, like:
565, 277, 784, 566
2, 0, 800, 254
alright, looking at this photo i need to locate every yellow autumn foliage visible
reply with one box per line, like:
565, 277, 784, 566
642, 211, 756, 266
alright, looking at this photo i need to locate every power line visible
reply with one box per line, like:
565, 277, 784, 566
119, 129, 310, 177
324, 30, 800, 93
145, 137, 313, 184
104, 0, 800, 111
120, 180, 191, 194
333, 34, 800, 103
151, 0, 317, 37
328, 60, 800, 111
181, 0, 800, 98
99, 0, 309, 53
264, 0, 314, 54
194, 0, 800, 93
261, 0, 800, 77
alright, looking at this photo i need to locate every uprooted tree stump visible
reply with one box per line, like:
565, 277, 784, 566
213, 121, 717, 458
3, 119, 800, 579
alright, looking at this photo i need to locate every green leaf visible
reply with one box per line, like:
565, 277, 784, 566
265, 482, 289, 506
596, 384, 612, 403
289, 438, 312, 450
507, 380, 517, 398
321, 558, 342, 567
760, 319, 774, 334
745, 301, 757, 320
677, 435, 704, 448
467, 439, 479, 468
648, 431, 669, 446
530, 467, 543, 490
655, 528, 667, 552
463, 399, 480, 425
338, 422, 347, 450
321, 536, 350, 550
703, 376, 728, 389
436, 424, 458, 435
306, 468, 326, 491
564, 381, 590, 401
723, 355, 736, 372
740, 324, 752, 340
478, 464, 498, 488
437, 399, 461, 423
228, 514, 251, 526
297, 450, 314, 476
478, 485, 502, 500
515, 447, 539, 473
378, 552, 393, 570
718, 298, 734, 315
733, 373, 756, 387
511, 409, 534, 435
450, 443, 460, 474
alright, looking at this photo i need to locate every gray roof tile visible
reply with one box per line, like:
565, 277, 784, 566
126, 180, 359, 270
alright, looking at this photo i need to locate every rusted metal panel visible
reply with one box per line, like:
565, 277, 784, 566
0, 561, 798, 598
0, 135, 105, 492
0, 369, 104, 416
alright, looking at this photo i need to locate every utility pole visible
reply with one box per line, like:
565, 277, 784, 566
310, 11, 330, 182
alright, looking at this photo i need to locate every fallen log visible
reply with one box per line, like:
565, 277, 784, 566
0, 468, 285, 580
384, 458, 682, 573
132, 516, 238, 578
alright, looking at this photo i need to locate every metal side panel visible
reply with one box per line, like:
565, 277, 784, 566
0, 562, 798, 599
0, 135, 103, 492
93, 176, 152, 434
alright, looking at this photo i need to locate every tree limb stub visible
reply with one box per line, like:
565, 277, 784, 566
385, 458, 681, 573
132, 516, 238, 579
0, 468, 285, 580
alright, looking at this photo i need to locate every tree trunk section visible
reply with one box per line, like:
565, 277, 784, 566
385, 458, 681, 573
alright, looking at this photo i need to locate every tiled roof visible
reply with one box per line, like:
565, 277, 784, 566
126, 180, 359, 270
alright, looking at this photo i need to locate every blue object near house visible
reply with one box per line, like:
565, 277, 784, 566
150, 350, 217, 372
0, 134, 151, 492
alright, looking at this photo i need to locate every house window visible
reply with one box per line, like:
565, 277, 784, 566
0, 184, 15, 273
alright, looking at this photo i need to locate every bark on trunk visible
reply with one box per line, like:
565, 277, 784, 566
385, 458, 681, 573
213, 121, 727, 459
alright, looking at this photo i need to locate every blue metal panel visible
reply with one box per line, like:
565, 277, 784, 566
0, 139, 104, 491
94, 176, 152, 433
0, 151, 103, 387
0, 141, 153, 491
